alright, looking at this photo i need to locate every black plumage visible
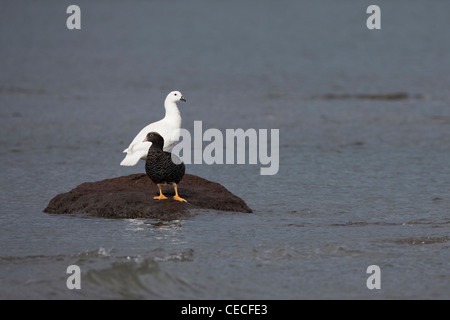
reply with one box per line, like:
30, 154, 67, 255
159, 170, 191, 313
145, 141, 185, 185
143, 132, 187, 202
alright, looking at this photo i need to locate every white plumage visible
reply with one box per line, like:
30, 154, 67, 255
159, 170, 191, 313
120, 91, 186, 166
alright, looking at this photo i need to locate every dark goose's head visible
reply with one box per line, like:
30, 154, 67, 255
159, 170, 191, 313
143, 132, 164, 150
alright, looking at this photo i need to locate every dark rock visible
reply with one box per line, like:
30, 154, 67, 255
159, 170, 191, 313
44, 174, 252, 219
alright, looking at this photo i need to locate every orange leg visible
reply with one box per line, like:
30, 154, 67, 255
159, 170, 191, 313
154, 185, 168, 200
173, 185, 187, 202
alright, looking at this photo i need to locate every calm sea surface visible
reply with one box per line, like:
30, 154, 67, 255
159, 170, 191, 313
0, 0, 449, 299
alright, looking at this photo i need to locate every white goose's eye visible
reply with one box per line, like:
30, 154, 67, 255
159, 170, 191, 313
174, 93, 177, 96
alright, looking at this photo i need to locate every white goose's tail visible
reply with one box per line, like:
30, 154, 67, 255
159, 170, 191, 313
120, 141, 151, 166
120, 153, 141, 166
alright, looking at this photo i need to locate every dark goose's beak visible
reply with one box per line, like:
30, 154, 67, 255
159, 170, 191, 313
180, 96, 186, 102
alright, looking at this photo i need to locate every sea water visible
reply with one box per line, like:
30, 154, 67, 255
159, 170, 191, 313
0, 0, 449, 299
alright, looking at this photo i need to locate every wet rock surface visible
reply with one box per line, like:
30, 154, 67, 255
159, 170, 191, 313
44, 174, 252, 219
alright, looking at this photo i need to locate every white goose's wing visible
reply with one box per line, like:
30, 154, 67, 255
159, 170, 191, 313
120, 119, 180, 166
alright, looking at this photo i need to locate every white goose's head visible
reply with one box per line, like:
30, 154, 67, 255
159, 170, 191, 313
165, 91, 186, 104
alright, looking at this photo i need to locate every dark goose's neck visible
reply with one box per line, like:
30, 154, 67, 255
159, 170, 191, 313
149, 138, 164, 151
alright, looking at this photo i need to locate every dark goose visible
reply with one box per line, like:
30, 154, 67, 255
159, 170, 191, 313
143, 132, 187, 202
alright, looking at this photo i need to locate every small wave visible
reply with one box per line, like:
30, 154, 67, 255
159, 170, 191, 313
281, 220, 450, 229
282, 221, 400, 228
0, 85, 46, 95
391, 236, 450, 245
0, 247, 196, 299
124, 219, 183, 230
402, 219, 450, 227
154, 249, 194, 262
83, 251, 198, 299
310, 92, 426, 101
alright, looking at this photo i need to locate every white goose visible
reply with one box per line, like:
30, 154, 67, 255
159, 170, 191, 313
120, 91, 186, 166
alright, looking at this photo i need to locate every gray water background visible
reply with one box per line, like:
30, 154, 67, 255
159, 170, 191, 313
0, 0, 449, 299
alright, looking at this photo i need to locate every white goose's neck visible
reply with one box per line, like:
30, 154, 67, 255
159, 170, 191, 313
164, 100, 182, 124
